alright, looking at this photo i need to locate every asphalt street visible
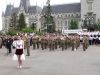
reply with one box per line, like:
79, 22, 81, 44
0, 45, 100, 75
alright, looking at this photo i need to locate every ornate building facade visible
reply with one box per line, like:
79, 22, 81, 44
2, 0, 42, 32
2, 0, 100, 32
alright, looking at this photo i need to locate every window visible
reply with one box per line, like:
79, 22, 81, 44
61, 21, 62, 26
65, 15, 67, 18
58, 15, 59, 18
65, 21, 67, 26
58, 21, 59, 25
88, 3, 92, 11
72, 14, 74, 17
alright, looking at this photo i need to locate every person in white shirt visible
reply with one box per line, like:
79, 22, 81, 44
13, 36, 24, 69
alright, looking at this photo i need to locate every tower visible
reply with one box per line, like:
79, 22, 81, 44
20, 0, 30, 12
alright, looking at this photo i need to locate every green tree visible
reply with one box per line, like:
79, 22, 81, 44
95, 22, 100, 31
42, 0, 55, 33
18, 13, 26, 30
9, 13, 18, 30
6, 29, 18, 36
69, 20, 78, 29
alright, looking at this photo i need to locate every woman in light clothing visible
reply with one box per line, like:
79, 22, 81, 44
13, 36, 24, 69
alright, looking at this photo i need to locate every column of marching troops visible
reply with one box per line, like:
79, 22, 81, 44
0, 33, 91, 56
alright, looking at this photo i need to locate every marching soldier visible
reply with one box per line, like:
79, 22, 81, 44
60, 35, 65, 51
0, 37, 2, 48
54, 36, 58, 50
41, 35, 45, 50
82, 35, 89, 51
76, 35, 80, 49
49, 36, 55, 51
32, 35, 37, 50
26, 35, 30, 56
65, 36, 68, 50
71, 36, 77, 51
36, 35, 40, 49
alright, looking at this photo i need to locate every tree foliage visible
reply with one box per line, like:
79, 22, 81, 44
69, 20, 78, 29
95, 22, 100, 31
9, 13, 18, 29
18, 13, 26, 30
6, 29, 18, 36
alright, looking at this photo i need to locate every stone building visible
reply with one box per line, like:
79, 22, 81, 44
42, 3, 81, 31
2, 0, 100, 32
81, 0, 100, 30
2, 0, 42, 32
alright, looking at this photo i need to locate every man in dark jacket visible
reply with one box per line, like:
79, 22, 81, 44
5, 37, 13, 54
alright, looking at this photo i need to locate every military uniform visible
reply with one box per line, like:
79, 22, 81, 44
65, 36, 68, 50
49, 37, 55, 51
26, 36, 30, 56
32, 36, 37, 49
83, 36, 89, 51
60, 36, 65, 51
0, 37, 2, 48
71, 37, 77, 51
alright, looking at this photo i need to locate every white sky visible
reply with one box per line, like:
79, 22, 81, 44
0, 0, 80, 30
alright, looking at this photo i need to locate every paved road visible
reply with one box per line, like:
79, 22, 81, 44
0, 45, 100, 75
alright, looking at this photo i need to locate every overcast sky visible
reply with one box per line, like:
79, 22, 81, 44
0, 0, 80, 30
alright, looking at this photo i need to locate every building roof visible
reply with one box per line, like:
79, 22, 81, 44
4, 5, 42, 17
28, 6, 42, 14
42, 3, 81, 14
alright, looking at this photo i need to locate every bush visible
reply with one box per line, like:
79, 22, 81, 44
6, 29, 18, 36
69, 20, 78, 29
22, 27, 34, 33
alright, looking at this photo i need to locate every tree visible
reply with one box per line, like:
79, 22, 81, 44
95, 22, 100, 31
18, 13, 26, 30
6, 29, 18, 36
42, 0, 55, 33
69, 20, 78, 29
9, 13, 18, 30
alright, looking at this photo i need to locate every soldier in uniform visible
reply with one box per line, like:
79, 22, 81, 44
0, 36, 2, 48
36, 35, 40, 49
25, 35, 30, 56
41, 35, 45, 50
71, 36, 77, 51
32, 35, 37, 50
82, 35, 89, 51
65, 36, 68, 50
49, 36, 54, 51
54, 35, 58, 50
60, 35, 65, 51
76, 35, 80, 49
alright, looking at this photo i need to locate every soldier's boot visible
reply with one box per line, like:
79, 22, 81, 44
49, 44, 52, 51
37, 43, 39, 49
33, 44, 36, 50
52, 45, 55, 51
62, 44, 64, 51
65, 44, 68, 50
83, 44, 86, 51
41, 44, 44, 50
72, 45, 74, 51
